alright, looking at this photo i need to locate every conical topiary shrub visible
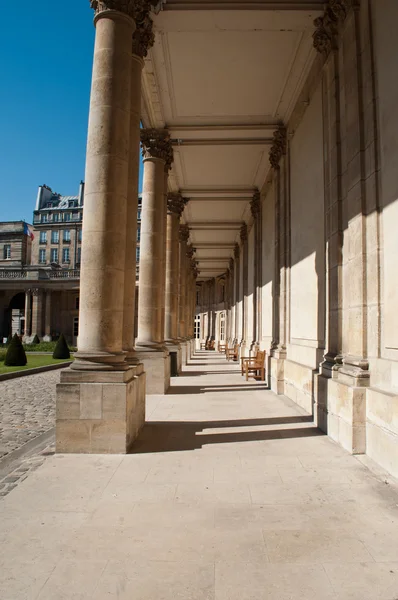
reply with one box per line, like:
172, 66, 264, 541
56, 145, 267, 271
5, 333, 27, 366
31, 334, 40, 345
53, 333, 70, 359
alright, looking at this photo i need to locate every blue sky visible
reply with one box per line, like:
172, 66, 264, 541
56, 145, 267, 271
0, 1, 143, 223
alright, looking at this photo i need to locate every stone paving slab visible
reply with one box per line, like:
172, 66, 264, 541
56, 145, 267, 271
2, 352, 398, 599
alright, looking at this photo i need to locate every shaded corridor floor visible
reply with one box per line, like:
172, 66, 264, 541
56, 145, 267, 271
2, 351, 398, 599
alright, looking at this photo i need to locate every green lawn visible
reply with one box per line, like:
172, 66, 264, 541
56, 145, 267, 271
0, 354, 72, 375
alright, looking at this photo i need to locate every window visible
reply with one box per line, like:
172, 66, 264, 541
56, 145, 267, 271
73, 316, 79, 337
136, 247, 140, 262
77, 247, 81, 265
64, 212, 71, 222
63, 229, 71, 243
3, 244, 11, 259
41, 213, 48, 223
75, 296, 80, 310
50, 248, 58, 263
220, 312, 226, 342
39, 231, 47, 244
78, 229, 82, 242
194, 316, 200, 340
62, 248, 70, 263
137, 226, 141, 242
53, 213, 59, 222
51, 230, 59, 244
137, 209, 141, 221
39, 248, 46, 264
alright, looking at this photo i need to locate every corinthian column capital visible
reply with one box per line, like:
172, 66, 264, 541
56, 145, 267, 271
90, 0, 153, 20
132, 14, 155, 58
179, 224, 190, 243
240, 224, 248, 244
312, 0, 357, 55
250, 190, 260, 219
167, 193, 187, 217
269, 125, 287, 170
140, 129, 173, 163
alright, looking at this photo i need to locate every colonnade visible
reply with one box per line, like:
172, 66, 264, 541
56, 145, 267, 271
56, 1, 197, 453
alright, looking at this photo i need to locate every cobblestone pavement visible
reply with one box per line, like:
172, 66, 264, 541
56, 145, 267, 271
0, 370, 59, 459
0, 444, 55, 498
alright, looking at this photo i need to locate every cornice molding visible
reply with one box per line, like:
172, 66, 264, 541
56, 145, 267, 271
269, 126, 287, 170
140, 129, 173, 163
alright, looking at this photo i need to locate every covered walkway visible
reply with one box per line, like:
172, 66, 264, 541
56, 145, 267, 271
2, 352, 398, 599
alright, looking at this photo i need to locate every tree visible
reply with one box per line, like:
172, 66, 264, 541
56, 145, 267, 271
4, 334, 27, 366
52, 334, 70, 359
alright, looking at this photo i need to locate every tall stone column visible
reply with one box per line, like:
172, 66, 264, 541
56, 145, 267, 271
229, 258, 235, 344
56, 1, 150, 454
122, 21, 154, 366
31, 288, 43, 338
250, 191, 261, 350
269, 126, 288, 394
24, 290, 31, 338
165, 193, 186, 373
178, 224, 189, 363
240, 224, 248, 357
234, 244, 240, 343
136, 128, 173, 394
44, 290, 52, 341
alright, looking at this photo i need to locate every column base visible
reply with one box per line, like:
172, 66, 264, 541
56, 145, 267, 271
55, 364, 146, 454
165, 342, 182, 376
135, 348, 170, 394
270, 356, 285, 394
314, 372, 366, 455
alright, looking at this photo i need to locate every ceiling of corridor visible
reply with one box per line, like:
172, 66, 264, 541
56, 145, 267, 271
141, 0, 324, 281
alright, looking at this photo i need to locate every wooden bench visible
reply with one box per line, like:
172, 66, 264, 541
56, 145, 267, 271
244, 350, 266, 381
226, 343, 239, 362
240, 348, 259, 375
206, 339, 215, 351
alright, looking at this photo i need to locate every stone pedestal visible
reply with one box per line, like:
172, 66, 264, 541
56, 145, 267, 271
56, 364, 146, 453
135, 349, 170, 395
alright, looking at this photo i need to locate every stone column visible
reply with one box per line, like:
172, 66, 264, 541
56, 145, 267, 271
56, 1, 151, 454
31, 288, 43, 339
136, 128, 173, 394
229, 258, 235, 345
251, 191, 261, 350
178, 224, 189, 363
24, 290, 31, 338
240, 224, 248, 357
122, 23, 153, 365
233, 244, 240, 343
165, 193, 186, 373
269, 126, 288, 394
44, 290, 52, 341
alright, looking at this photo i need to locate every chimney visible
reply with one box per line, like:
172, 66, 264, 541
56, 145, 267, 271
36, 185, 44, 210
78, 181, 85, 206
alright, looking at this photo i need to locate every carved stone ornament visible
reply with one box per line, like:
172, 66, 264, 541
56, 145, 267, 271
240, 224, 248, 243
269, 126, 287, 170
141, 129, 173, 162
250, 191, 260, 219
234, 243, 240, 259
167, 193, 187, 216
90, 0, 155, 21
229, 258, 234, 271
132, 14, 155, 58
186, 245, 195, 260
179, 224, 190, 243
31, 288, 40, 296
312, 0, 354, 55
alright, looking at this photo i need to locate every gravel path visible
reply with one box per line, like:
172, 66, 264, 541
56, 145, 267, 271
0, 370, 59, 460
